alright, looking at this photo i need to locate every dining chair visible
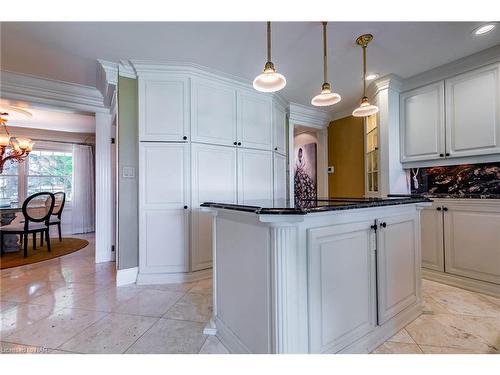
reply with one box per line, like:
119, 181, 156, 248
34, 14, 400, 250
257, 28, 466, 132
0, 192, 55, 258
43, 191, 66, 244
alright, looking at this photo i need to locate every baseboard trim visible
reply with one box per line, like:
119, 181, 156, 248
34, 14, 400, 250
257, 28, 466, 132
422, 268, 500, 298
136, 268, 212, 285
339, 301, 422, 354
215, 316, 252, 354
116, 267, 138, 286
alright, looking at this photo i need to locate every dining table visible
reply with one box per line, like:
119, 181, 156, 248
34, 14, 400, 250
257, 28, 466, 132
0, 204, 23, 252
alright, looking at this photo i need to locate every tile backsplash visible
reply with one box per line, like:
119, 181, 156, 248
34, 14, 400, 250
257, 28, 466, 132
409, 162, 500, 195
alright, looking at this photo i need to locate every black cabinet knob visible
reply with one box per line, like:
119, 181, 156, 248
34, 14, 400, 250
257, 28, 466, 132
184, 205, 188, 209
183, 136, 187, 140
371, 224, 378, 230
237, 142, 241, 146
380, 222, 387, 228
443, 207, 448, 212
439, 153, 444, 157
274, 147, 278, 151
436, 207, 442, 211
233, 141, 237, 146
445, 153, 450, 157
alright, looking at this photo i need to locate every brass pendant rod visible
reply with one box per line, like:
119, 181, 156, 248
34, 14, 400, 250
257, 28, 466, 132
267, 21, 272, 62
362, 45, 367, 96
322, 21, 328, 84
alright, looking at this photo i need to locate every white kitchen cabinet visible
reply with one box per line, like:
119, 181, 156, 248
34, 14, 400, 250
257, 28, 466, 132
237, 92, 273, 151
191, 143, 237, 271
273, 102, 287, 155
191, 79, 237, 147
237, 148, 274, 204
420, 204, 445, 272
445, 63, 500, 158
138, 76, 190, 142
308, 221, 377, 353
273, 152, 287, 202
139, 143, 190, 274
377, 213, 419, 324
443, 202, 500, 285
400, 82, 446, 163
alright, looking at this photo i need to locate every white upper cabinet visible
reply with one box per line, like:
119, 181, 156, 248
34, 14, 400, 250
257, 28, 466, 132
445, 63, 500, 158
139, 76, 190, 142
191, 143, 237, 207
400, 82, 445, 162
273, 102, 287, 154
237, 92, 273, 151
273, 152, 287, 203
191, 79, 237, 147
237, 148, 273, 204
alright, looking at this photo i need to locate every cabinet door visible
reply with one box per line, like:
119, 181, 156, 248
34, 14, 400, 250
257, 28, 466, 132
445, 64, 500, 158
237, 92, 273, 150
444, 202, 500, 284
421, 205, 445, 271
273, 103, 287, 154
400, 82, 445, 162
273, 152, 287, 203
191, 143, 237, 271
138, 76, 190, 142
377, 213, 419, 324
237, 148, 273, 205
139, 143, 189, 274
191, 79, 237, 146
308, 221, 376, 353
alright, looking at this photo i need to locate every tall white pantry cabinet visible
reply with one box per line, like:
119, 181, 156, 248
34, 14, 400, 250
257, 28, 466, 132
137, 66, 288, 283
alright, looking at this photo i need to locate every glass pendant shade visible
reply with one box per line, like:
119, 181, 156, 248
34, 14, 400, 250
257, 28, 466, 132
352, 97, 379, 117
253, 62, 287, 92
311, 22, 341, 107
311, 83, 341, 106
253, 23, 286, 93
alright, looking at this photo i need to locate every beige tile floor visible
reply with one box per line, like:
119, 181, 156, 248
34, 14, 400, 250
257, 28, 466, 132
1, 234, 499, 354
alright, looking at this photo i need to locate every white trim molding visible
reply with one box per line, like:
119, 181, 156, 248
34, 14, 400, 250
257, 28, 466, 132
288, 102, 332, 129
116, 267, 138, 286
97, 60, 118, 108
0, 70, 108, 113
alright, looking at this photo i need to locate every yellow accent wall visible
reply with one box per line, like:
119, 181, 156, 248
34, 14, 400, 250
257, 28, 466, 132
328, 116, 365, 198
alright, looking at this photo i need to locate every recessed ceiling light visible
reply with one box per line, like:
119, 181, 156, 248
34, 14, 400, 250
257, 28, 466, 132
473, 23, 496, 35
365, 73, 379, 81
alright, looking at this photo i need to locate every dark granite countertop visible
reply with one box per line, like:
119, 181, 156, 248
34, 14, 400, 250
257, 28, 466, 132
389, 193, 500, 200
201, 197, 432, 215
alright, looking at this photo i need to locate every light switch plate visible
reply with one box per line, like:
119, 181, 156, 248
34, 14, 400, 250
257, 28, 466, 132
122, 166, 136, 178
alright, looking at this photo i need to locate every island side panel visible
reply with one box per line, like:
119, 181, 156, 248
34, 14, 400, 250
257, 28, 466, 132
214, 211, 272, 353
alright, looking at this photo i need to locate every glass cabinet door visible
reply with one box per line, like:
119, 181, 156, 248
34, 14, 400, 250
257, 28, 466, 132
365, 114, 379, 195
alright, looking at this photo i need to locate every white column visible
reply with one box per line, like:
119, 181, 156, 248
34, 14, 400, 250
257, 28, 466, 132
95, 112, 114, 263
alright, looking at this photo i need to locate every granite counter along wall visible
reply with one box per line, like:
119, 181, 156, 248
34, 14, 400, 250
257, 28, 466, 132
408, 162, 500, 197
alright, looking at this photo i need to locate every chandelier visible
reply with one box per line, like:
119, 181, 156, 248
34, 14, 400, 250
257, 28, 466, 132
0, 105, 34, 174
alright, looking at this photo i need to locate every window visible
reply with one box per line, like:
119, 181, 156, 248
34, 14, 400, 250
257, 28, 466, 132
0, 161, 20, 202
27, 150, 73, 201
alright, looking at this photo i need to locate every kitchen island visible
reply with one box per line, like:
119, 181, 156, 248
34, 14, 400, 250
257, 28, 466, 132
201, 197, 431, 354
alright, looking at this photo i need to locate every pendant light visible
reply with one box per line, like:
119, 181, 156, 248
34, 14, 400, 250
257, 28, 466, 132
352, 34, 379, 117
253, 22, 286, 93
311, 22, 341, 107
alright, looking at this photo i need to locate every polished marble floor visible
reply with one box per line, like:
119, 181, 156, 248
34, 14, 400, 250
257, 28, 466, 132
1, 235, 499, 354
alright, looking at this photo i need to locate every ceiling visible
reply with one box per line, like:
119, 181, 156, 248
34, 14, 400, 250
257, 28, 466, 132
1, 22, 500, 114
0, 99, 95, 133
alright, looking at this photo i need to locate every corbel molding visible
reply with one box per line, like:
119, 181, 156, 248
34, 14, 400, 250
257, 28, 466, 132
0, 70, 108, 113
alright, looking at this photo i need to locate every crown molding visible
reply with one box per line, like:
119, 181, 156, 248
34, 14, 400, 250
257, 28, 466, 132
118, 60, 138, 79
288, 102, 332, 129
401, 44, 500, 92
0, 70, 108, 113
127, 59, 288, 108
367, 74, 404, 99
97, 59, 118, 108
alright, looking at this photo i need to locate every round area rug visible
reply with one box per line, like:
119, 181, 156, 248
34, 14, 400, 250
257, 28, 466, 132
0, 237, 89, 269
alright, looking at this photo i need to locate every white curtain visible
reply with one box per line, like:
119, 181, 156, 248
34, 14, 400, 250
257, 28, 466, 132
72, 144, 95, 234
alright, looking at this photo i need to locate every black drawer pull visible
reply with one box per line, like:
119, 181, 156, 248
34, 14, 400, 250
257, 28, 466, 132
184, 205, 188, 209
183, 136, 187, 140
233, 141, 237, 145
436, 207, 442, 211
380, 222, 387, 228
439, 153, 444, 157
443, 207, 448, 212
237, 142, 242, 146
445, 153, 450, 157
